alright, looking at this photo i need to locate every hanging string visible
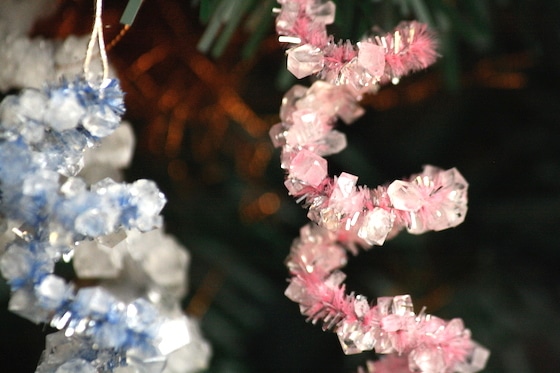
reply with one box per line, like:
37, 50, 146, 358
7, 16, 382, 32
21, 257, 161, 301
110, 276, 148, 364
84, 0, 109, 81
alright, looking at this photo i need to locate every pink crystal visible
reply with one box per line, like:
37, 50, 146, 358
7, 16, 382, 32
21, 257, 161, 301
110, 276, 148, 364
405, 166, 469, 234
269, 122, 286, 148
299, 81, 365, 124
408, 345, 446, 373
280, 85, 308, 123
337, 59, 376, 97
296, 241, 347, 273
357, 41, 386, 79
275, 2, 299, 34
288, 149, 328, 187
285, 278, 312, 305
327, 173, 365, 217
287, 44, 324, 79
285, 109, 329, 147
363, 355, 410, 373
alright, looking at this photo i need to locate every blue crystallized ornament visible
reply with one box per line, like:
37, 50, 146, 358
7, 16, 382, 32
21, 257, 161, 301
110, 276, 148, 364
0, 75, 210, 372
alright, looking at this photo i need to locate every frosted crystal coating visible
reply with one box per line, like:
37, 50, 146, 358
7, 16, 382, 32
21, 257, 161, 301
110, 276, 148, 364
287, 44, 325, 79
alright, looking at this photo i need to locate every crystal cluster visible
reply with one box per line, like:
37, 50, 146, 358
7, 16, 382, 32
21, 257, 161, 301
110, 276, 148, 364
284, 223, 489, 373
274, 0, 438, 97
270, 79, 469, 248
273, 1, 488, 372
0, 77, 210, 372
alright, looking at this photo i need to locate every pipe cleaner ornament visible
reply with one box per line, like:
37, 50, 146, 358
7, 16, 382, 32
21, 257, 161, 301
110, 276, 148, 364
271, 1, 489, 372
0, 1, 210, 372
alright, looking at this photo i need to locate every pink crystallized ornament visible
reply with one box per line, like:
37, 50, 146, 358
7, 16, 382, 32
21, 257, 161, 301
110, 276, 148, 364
271, 1, 489, 372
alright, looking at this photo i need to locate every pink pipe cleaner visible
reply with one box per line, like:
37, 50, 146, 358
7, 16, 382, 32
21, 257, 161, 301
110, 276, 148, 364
272, 1, 489, 372
274, 0, 438, 97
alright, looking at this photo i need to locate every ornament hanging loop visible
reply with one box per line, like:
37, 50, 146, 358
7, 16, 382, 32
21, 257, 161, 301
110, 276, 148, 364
84, 0, 109, 83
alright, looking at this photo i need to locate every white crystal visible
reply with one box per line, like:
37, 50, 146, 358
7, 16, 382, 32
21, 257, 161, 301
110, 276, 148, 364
18, 89, 48, 122
82, 106, 120, 138
454, 343, 491, 373
35, 274, 70, 309
142, 235, 189, 298
408, 345, 446, 373
44, 90, 85, 131
157, 316, 191, 355
315, 130, 347, 156
130, 179, 166, 231
335, 172, 358, 198
125, 348, 166, 373
81, 121, 135, 183
9, 288, 50, 324
55, 358, 96, 373
336, 320, 366, 354
358, 208, 394, 245
73, 238, 124, 279
60, 177, 87, 197
391, 294, 414, 316
0, 244, 32, 280
387, 180, 424, 211
162, 318, 211, 373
